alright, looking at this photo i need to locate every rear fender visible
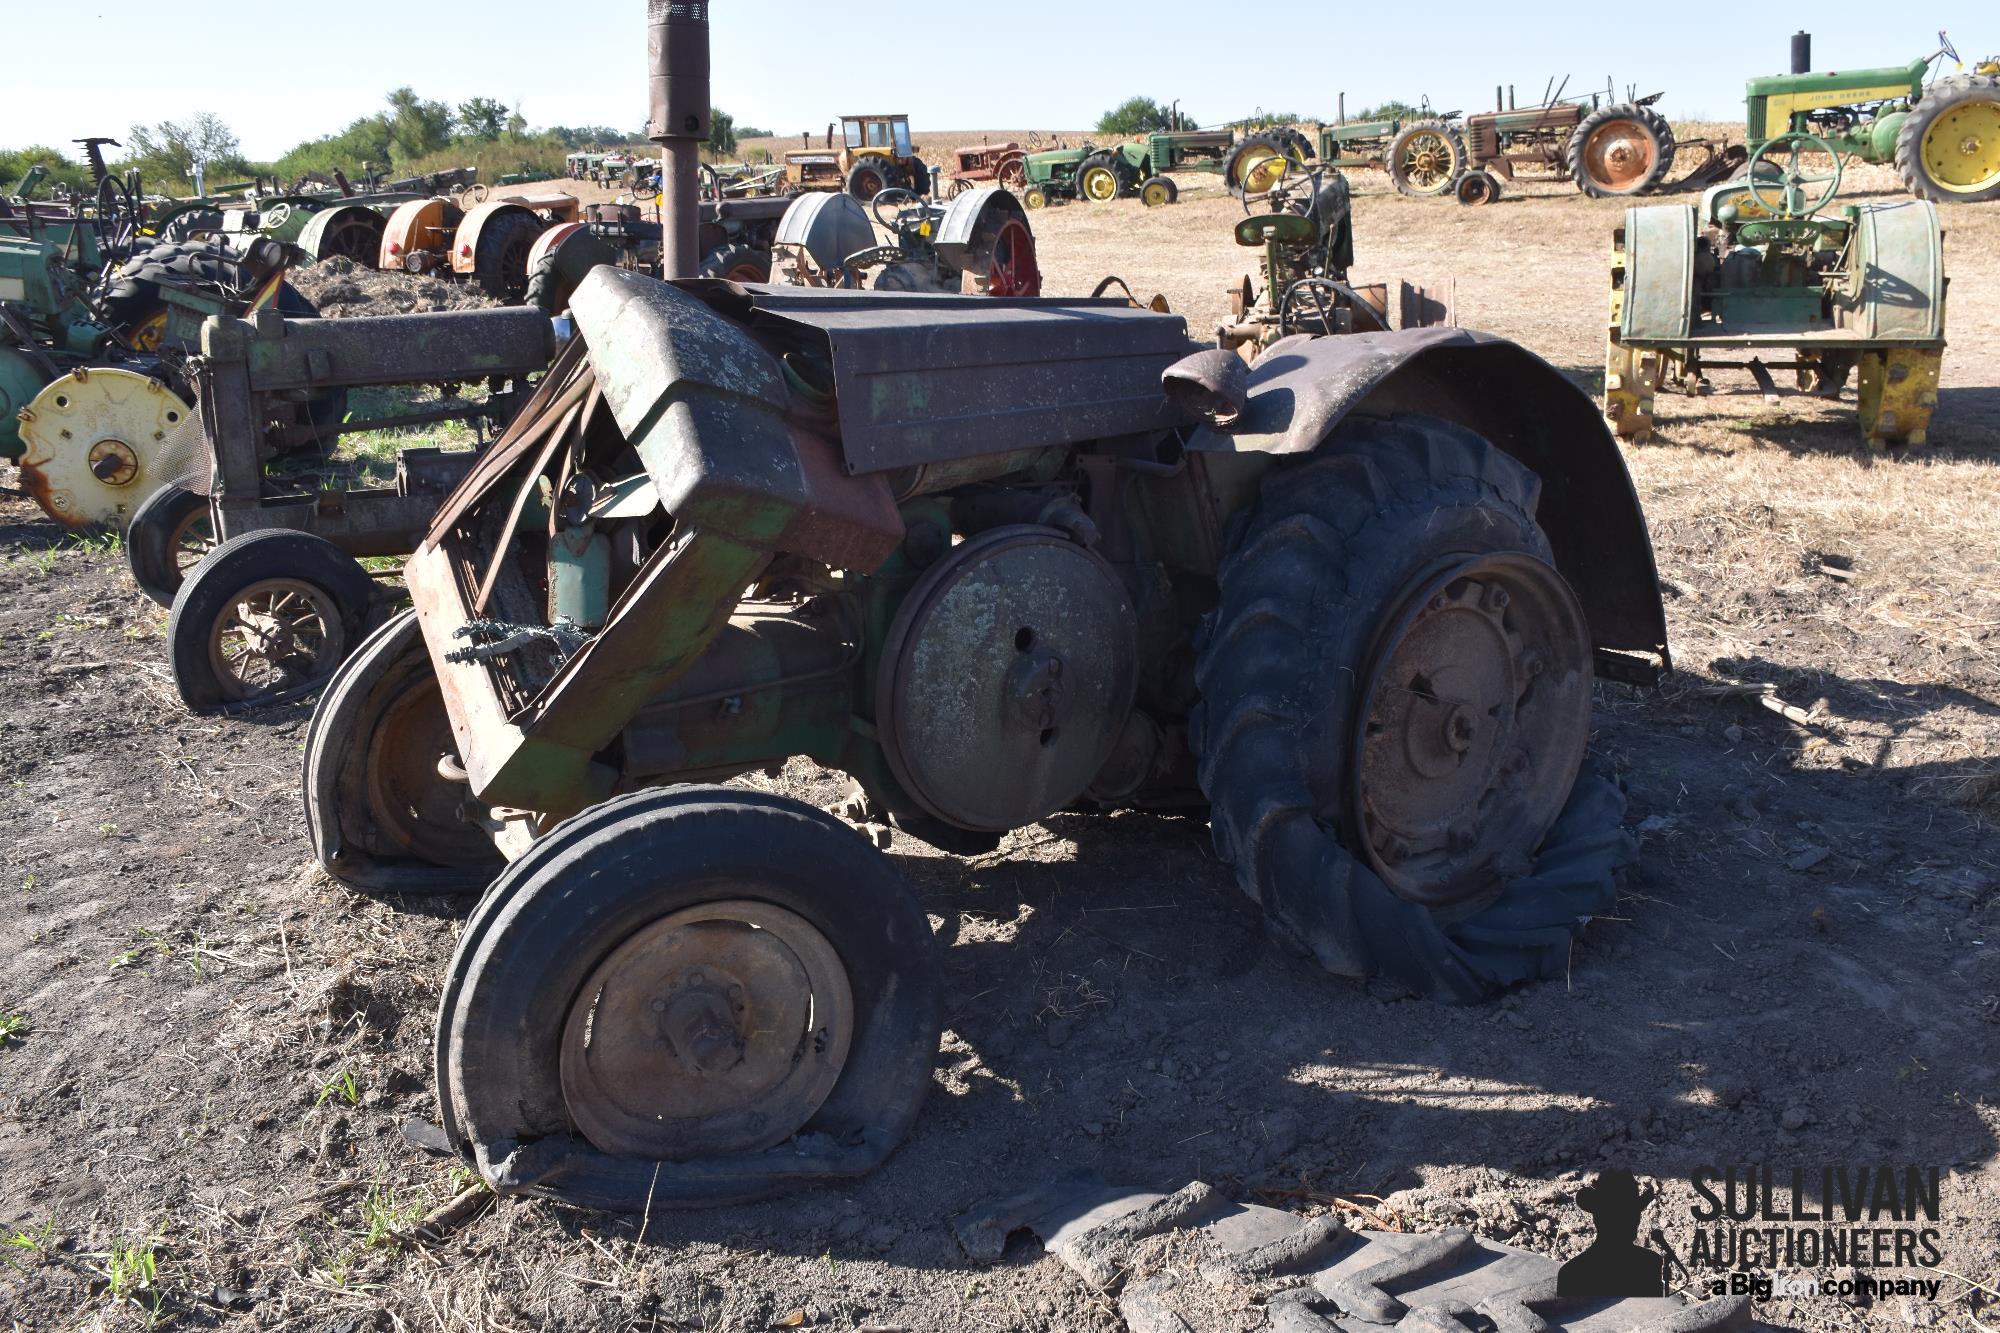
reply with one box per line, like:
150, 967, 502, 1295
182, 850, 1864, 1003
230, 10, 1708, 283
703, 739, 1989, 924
452, 201, 538, 275
298, 204, 385, 265
378, 197, 456, 267
1181, 328, 1670, 680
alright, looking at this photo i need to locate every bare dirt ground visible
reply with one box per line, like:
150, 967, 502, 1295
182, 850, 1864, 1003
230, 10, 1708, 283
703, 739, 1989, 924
2, 144, 1998, 1332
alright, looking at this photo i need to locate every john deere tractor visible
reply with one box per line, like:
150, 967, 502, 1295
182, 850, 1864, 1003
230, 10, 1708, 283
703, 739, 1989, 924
296, 0, 1670, 1216
1605, 132, 1946, 449
1749, 30, 2000, 203
1020, 126, 1311, 208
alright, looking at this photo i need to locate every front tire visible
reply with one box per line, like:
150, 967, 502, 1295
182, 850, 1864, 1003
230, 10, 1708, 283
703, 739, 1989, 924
125, 484, 212, 608
304, 609, 502, 896
167, 529, 376, 713
437, 787, 941, 1208
1192, 414, 1626, 1002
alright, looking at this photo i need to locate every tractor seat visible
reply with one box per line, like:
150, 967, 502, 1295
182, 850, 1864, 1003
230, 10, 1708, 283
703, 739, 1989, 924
1234, 212, 1318, 249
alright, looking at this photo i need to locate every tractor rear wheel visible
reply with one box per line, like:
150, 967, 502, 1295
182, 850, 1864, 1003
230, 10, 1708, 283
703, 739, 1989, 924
126, 484, 212, 608
846, 158, 899, 201
435, 786, 942, 1208
996, 156, 1027, 189
1896, 74, 2000, 203
168, 529, 377, 713
1568, 103, 1676, 197
696, 242, 772, 284
1387, 121, 1469, 197
472, 211, 545, 301
1224, 134, 1294, 199
1192, 414, 1622, 1002
1076, 152, 1131, 203
305, 609, 502, 896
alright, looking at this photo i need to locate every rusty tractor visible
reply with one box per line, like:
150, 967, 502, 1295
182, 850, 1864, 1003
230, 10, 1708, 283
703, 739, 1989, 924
1214, 157, 1454, 358
378, 193, 582, 300
1604, 131, 1947, 451
296, 1, 1668, 1212
945, 142, 1027, 196
769, 187, 1040, 295
134, 304, 554, 712
521, 194, 798, 318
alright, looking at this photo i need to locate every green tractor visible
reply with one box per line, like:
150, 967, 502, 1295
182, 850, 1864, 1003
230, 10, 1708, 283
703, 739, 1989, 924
1749, 30, 2000, 203
1605, 132, 1946, 450
1020, 124, 1312, 208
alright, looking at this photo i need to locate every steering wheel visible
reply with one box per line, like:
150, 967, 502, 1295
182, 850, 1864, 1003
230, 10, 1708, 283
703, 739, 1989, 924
1745, 131, 1843, 219
871, 186, 927, 229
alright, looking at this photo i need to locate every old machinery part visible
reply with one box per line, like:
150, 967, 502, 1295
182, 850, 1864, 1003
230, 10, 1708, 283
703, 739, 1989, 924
1744, 131, 1843, 217
876, 526, 1138, 832
697, 243, 771, 283
168, 529, 377, 712
306, 610, 502, 894
1194, 415, 1616, 1001
125, 484, 214, 607
297, 205, 388, 267
434, 788, 941, 1209
1568, 103, 1677, 197
1387, 121, 1468, 197
15, 368, 192, 529
1139, 175, 1179, 208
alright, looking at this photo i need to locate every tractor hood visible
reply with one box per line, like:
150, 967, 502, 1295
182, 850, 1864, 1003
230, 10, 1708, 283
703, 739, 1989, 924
1184, 327, 1671, 679
687, 282, 1200, 475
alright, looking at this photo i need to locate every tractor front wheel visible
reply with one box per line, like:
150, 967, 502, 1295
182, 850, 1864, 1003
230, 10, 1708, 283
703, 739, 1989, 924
1193, 414, 1622, 1002
435, 787, 942, 1208
1022, 185, 1050, 209
126, 484, 213, 608
1896, 73, 2000, 203
1140, 175, 1178, 208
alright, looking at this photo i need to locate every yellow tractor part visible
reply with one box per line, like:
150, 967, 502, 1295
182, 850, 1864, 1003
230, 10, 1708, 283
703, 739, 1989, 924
1232, 143, 1290, 196
1078, 163, 1122, 202
16, 367, 193, 528
1857, 346, 1944, 449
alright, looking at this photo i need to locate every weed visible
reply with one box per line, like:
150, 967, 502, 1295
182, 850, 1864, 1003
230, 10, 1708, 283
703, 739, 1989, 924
0, 1014, 27, 1047
105, 1228, 162, 1318
316, 1068, 360, 1108
98, 822, 118, 836
361, 1183, 419, 1248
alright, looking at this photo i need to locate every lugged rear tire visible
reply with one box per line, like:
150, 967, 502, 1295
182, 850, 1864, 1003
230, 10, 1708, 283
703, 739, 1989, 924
1191, 413, 1631, 1002
1567, 103, 1676, 197
1895, 73, 2000, 203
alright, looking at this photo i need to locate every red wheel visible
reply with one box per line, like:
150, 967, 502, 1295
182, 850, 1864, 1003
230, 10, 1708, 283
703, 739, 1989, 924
985, 218, 1040, 297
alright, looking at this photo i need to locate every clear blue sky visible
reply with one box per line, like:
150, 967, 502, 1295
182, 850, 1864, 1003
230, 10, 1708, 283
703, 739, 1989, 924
5, 1, 1990, 161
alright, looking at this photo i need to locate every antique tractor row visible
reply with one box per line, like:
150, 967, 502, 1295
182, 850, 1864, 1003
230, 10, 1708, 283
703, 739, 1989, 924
377, 193, 583, 300
1604, 132, 1946, 450
1018, 127, 1311, 208
266, 1, 1675, 1214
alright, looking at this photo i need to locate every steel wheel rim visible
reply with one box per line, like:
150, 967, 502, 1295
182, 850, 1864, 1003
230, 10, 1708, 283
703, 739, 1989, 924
362, 671, 492, 866
985, 219, 1039, 296
205, 577, 345, 703
1237, 148, 1287, 195
1401, 133, 1457, 191
1922, 101, 2000, 191
721, 261, 766, 283
1349, 552, 1592, 914
168, 504, 213, 576
1583, 121, 1657, 191
1143, 180, 1170, 207
322, 216, 381, 262
1080, 166, 1118, 201
560, 899, 854, 1159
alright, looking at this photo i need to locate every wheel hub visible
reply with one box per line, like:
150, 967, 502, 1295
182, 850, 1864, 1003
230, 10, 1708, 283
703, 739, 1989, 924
87, 438, 140, 486
1351, 553, 1592, 914
1584, 122, 1655, 189
207, 577, 340, 702
560, 900, 853, 1159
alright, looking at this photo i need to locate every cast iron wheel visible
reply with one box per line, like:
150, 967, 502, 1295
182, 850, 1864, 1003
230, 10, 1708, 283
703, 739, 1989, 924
310, 210, 387, 265
1387, 120, 1468, 197
472, 211, 544, 301
1896, 73, 2000, 203
1455, 169, 1503, 206
305, 609, 502, 896
167, 529, 376, 713
1076, 152, 1130, 203
1567, 103, 1676, 198
982, 218, 1041, 296
696, 242, 772, 283
1192, 413, 1627, 1002
126, 484, 213, 608
435, 786, 941, 1209
996, 157, 1027, 189
845, 158, 897, 202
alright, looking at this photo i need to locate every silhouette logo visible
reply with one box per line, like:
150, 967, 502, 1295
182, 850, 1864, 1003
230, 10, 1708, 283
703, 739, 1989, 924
1556, 1169, 1667, 1299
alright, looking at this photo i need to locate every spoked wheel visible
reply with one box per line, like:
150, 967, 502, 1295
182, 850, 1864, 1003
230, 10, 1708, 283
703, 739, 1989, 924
997, 158, 1027, 189
168, 530, 376, 713
437, 787, 941, 1209
1193, 413, 1625, 1002
311, 211, 387, 265
125, 484, 213, 607
982, 218, 1041, 296
305, 609, 502, 895
1387, 121, 1468, 197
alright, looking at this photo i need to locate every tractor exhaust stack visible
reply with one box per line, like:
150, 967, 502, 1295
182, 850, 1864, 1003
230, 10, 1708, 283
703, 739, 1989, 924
1791, 31, 1812, 75
646, 0, 711, 279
